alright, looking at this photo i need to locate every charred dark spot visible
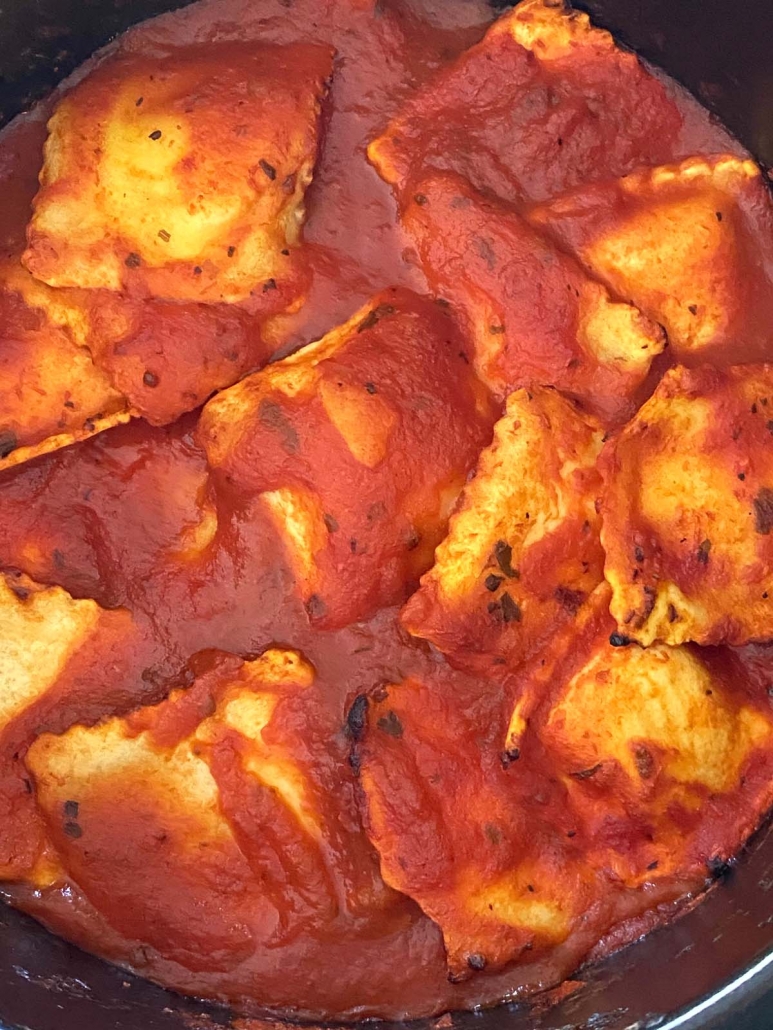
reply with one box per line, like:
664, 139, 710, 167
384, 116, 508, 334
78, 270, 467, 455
282, 173, 297, 194
707, 855, 733, 880
304, 593, 327, 620
413, 193, 428, 206
281, 248, 290, 256
63, 800, 79, 819
485, 573, 504, 592
259, 158, 277, 180
484, 824, 501, 845
634, 545, 645, 562
125, 252, 141, 269
377, 710, 404, 738
323, 513, 339, 533
554, 586, 585, 616
570, 763, 602, 780
157, 228, 171, 242
647, 860, 659, 871
716, 211, 723, 221
405, 529, 421, 551
263, 278, 277, 292
258, 398, 299, 454
10, 584, 29, 601
0, 429, 18, 458
767, 420, 773, 435
501, 747, 520, 768
466, 953, 487, 971
148, 129, 162, 140
609, 632, 631, 647
668, 603, 679, 623
227, 245, 236, 257
634, 745, 654, 779
364, 382, 377, 395
143, 370, 159, 388
688, 304, 698, 315
489, 324, 505, 335
63, 821, 83, 839
474, 235, 497, 269
499, 592, 522, 623
697, 539, 712, 564
350, 538, 358, 553
493, 540, 519, 579
357, 303, 395, 333
193, 266, 203, 275
346, 694, 369, 741
754, 488, 773, 534
135, 96, 144, 106
738, 472, 746, 481
566, 830, 577, 838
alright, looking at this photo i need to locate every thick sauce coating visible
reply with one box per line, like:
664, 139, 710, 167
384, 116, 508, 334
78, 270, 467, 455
0, 0, 768, 1023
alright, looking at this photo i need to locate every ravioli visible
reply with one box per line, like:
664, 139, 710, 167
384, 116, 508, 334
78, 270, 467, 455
529, 156, 773, 363
198, 289, 497, 628
402, 386, 604, 677
0, 250, 275, 472
601, 364, 773, 646
26, 648, 393, 966
357, 670, 588, 979
0, 571, 153, 882
400, 173, 664, 421
533, 585, 773, 886
24, 42, 332, 305
0, 258, 131, 470
368, 0, 682, 204
359, 584, 773, 981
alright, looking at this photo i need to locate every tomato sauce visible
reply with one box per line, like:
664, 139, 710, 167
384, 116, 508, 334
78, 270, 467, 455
0, 0, 758, 1022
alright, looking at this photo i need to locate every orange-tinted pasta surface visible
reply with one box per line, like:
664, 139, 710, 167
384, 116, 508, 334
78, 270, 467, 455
0, 0, 771, 1023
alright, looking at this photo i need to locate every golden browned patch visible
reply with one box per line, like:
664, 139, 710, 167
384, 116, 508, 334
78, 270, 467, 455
529, 156, 773, 363
402, 386, 604, 676
601, 364, 773, 645
24, 43, 332, 304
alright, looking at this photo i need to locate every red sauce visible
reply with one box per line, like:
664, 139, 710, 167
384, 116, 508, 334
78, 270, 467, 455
0, 0, 759, 1022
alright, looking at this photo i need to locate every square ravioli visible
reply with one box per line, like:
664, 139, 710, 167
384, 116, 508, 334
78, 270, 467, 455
0, 246, 274, 470
401, 173, 664, 422
402, 386, 605, 677
24, 42, 332, 304
368, 0, 682, 204
0, 570, 156, 881
528, 156, 773, 364
25, 648, 394, 967
198, 289, 497, 628
358, 585, 773, 979
0, 258, 131, 470
356, 669, 592, 980
601, 364, 773, 646
524, 585, 773, 886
